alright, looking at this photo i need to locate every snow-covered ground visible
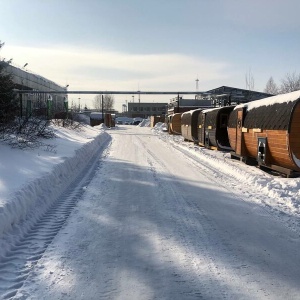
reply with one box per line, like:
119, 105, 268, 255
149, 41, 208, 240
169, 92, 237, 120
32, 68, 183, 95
0, 124, 110, 252
0, 123, 300, 299
152, 123, 300, 230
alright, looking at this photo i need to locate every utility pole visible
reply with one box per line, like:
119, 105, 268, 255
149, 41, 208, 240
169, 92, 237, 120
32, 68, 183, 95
196, 76, 199, 92
101, 94, 104, 123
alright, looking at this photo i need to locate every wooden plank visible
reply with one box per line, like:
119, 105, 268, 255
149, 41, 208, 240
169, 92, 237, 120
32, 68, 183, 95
227, 129, 236, 151
230, 152, 257, 165
259, 164, 300, 178
170, 115, 181, 134
235, 110, 243, 155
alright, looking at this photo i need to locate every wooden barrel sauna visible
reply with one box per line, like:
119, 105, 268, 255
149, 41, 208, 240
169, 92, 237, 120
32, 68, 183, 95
228, 90, 300, 176
90, 112, 103, 126
150, 116, 165, 127
169, 113, 182, 135
105, 113, 112, 127
181, 109, 202, 142
198, 106, 234, 150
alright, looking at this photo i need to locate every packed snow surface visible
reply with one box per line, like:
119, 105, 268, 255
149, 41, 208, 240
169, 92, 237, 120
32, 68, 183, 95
0, 123, 300, 299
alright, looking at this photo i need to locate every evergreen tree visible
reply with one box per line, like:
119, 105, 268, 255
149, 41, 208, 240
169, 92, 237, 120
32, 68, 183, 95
0, 41, 18, 128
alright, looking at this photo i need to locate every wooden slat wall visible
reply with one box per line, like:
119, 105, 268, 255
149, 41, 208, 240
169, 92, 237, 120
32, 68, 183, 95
228, 128, 237, 151
197, 113, 206, 146
289, 104, 300, 168
150, 116, 165, 128
181, 124, 193, 141
236, 110, 244, 156
181, 125, 188, 140
243, 129, 299, 170
227, 102, 300, 171
170, 113, 182, 135
236, 128, 242, 155
181, 112, 193, 141
207, 129, 217, 147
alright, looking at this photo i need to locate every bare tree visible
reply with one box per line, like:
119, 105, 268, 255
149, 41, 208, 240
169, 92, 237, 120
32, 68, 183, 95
245, 68, 255, 91
279, 72, 300, 93
103, 94, 114, 111
93, 94, 115, 111
93, 94, 101, 110
264, 76, 278, 95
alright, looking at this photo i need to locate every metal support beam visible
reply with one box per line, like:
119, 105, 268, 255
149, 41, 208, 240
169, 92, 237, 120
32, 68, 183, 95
16, 90, 206, 95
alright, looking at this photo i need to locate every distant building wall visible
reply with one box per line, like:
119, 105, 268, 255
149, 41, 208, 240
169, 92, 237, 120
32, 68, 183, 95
4, 64, 67, 116
5, 64, 66, 93
128, 102, 168, 118
167, 86, 273, 115
167, 98, 214, 114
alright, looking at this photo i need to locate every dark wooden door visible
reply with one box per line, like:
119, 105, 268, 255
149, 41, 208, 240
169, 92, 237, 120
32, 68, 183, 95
236, 110, 243, 155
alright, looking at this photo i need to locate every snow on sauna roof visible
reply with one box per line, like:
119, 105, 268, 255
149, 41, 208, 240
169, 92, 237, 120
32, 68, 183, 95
202, 107, 218, 113
90, 112, 103, 119
236, 90, 300, 111
182, 108, 202, 115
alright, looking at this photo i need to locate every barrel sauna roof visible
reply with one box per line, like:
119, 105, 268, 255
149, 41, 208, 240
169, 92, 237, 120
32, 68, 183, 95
182, 108, 202, 115
234, 90, 300, 130
181, 108, 201, 120
204, 106, 235, 128
200, 107, 219, 128
90, 112, 104, 120
204, 109, 219, 128
245, 90, 300, 111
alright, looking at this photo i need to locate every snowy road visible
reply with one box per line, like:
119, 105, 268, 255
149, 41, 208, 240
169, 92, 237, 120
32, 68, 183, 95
14, 126, 300, 299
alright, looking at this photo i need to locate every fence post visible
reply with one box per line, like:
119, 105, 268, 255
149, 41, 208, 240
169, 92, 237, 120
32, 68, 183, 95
47, 94, 53, 119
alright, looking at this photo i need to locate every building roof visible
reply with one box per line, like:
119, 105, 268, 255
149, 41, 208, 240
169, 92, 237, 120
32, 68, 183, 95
206, 86, 272, 99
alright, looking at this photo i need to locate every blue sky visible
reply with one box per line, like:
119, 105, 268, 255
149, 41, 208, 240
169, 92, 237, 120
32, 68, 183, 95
1, 0, 300, 111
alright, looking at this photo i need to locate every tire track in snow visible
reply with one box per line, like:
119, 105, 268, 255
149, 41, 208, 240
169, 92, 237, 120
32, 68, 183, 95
135, 135, 229, 299
0, 137, 111, 299
136, 134, 282, 299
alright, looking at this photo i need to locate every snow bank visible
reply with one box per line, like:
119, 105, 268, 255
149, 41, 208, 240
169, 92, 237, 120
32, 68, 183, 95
152, 122, 167, 132
0, 125, 110, 255
138, 119, 150, 127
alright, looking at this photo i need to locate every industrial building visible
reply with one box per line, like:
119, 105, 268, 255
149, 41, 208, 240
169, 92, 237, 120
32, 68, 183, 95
167, 86, 273, 114
128, 102, 167, 118
4, 63, 67, 117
